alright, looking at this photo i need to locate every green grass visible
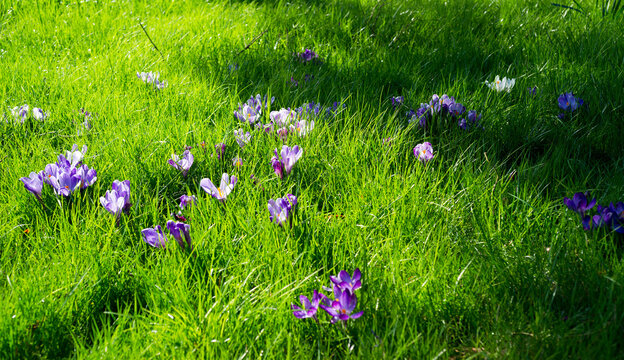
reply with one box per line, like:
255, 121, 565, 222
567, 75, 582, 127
1, 0, 624, 358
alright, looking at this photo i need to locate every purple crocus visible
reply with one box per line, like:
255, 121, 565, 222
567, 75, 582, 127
449, 102, 465, 117
459, 110, 482, 130
20, 171, 44, 200
268, 194, 297, 226
112, 180, 132, 212
563, 192, 596, 216
76, 164, 97, 189
168, 150, 194, 177
271, 145, 302, 179
320, 290, 363, 323
270, 108, 297, 127
593, 203, 624, 233
141, 225, 167, 248
233, 94, 274, 124
391, 96, 404, 108
215, 143, 226, 160
11, 104, 30, 123
56, 170, 81, 197
200, 173, 238, 201
32, 108, 48, 121
292, 290, 325, 319
298, 49, 319, 63
330, 268, 361, 294
100, 190, 126, 217
558, 93, 583, 112
233, 157, 244, 167
234, 129, 251, 148
166, 220, 192, 250
413, 142, 434, 164
137, 71, 167, 89
179, 195, 197, 210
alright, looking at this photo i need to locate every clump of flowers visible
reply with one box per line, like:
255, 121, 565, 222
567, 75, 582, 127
137, 71, 167, 89
200, 173, 238, 201
413, 142, 434, 164
390, 96, 404, 109
406, 94, 480, 131
234, 129, 252, 148
268, 194, 297, 227
271, 145, 302, 179
233, 94, 274, 125
292, 268, 363, 323
297, 49, 320, 64
8, 104, 48, 123
564, 192, 623, 233
458, 110, 483, 131
168, 149, 194, 177
485, 75, 515, 93
557, 92, 584, 119
20, 144, 97, 200
100, 180, 132, 218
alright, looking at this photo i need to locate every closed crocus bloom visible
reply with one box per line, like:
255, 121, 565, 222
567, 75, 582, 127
234, 129, 251, 148
100, 190, 126, 217
57, 169, 81, 197
200, 173, 237, 201
271, 152, 284, 179
280, 145, 302, 175
179, 195, 196, 210
32, 108, 48, 121
64, 144, 88, 168
112, 180, 131, 212
413, 142, 434, 164
76, 165, 97, 189
168, 150, 194, 177
166, 220, 192, 250
449, 102, 465, 117
215, 143, 226, 160
20, 171, 44, 199
141, 225, 167, 248
11, 104, 29, 123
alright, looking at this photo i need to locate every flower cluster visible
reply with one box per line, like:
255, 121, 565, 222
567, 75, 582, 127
20, 144, 97, 200
557, 92, 584, 119
390, 96, 404, 108
9, 104, 48, 123
137, 71, 167, 89
233, 94, 274, 125
268, 194, 297, 227
297, 49, 319, 63
564, 192, 624, 233
168, 150, 194, 177
292, 268, 363, 323
271, 145, 302, 179
407, 94, 482, 131
485, 75, 515, 93
141, 221, 193, 250
100, 180, 132, 217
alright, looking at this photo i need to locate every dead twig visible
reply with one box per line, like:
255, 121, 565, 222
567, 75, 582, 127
235, 29, 269, 58
138, 20, 165, 60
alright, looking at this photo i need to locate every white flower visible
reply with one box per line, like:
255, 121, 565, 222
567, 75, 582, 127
485, 75, 515, 93
32, 108, 48, 121
136, 71, 167, 89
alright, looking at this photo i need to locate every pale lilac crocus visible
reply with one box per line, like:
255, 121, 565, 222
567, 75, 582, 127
233, 157, 244, 167
200, 173, 238, 201
112, 180, 132, 212
20, 171, 44, 200
413, 142, 434, 164
271, 145, 302, 179
100, 190, 126, 217
76, 164, 97, 189
179, 195, 196, 210
63, 144, 88, 168
330, 268, 361, 295
320, 290, 363, 323
292, 290, 325, 319
168, 150, 194, 177
57, 170, 81, 197
234, 129, 251, 148
137, 71, 167, 89
166, 220, 192, 250
141, 225, 167, 248
11, 105, 29, 123
270, 108, 297, 127
32, 108, 48, 121
268, 194, 297, 226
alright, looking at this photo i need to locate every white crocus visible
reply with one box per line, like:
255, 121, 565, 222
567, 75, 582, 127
485, 75, 515, 93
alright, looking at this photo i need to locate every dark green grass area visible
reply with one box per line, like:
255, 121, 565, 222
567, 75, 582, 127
1, 0, 623, 358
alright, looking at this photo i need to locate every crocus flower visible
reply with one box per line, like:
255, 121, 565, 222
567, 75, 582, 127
179, 195, 196, 210
558, 93, 583, 112
270, 108, 297, 127
391, 96, 404, 108
200, 173, 238, 201
593, 203, 624, 233
234, 129, 251, 148
233, 94, 274, 124
11, 105, 29, 123
76, 164, 97, 189
166, 220, 192, 250
320, 290, 363, 323
439, 94, 455, 113
413, 142, 434, 164
56, 170, 81, 197
32, 108, 48, 121
485, 75, 515, 93
271, 145, 302, 179
215, 143, 226, 160
290, 77, 299, 87
268, 194, 297, 226
563, 192, 596, 216
168, 150, 194, 177
449, 102, 465, 117
137, 71, 167, 89
292, 290, 325, 319
20, 171, 44, 200
100, 190, 126, 217
111, 180, 132, 212
528, 86, 538, 96
233, 157, 244, 167
141, 225, 167, 248
289, 120, 315, 137
330, 268, 361, 294
62, 144, 88, 168
459, 110, 482, 130
80, 108, 93, 130
298, 49, 319, 63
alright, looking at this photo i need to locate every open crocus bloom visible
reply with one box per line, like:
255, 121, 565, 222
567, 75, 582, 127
320, 290, 363, 323
330, 268, 362, 294
485, 75, 515, 93
168, 150, 194, 177
413, 142, 434, 164
200, 173, 238, 201
273, 145, 303, 178
558, 92, 583, 112
563, 192, 596, 216
100, 190, 126, 217
292, 290, 327, 319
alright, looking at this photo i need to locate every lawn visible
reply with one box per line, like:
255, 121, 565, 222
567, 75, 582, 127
1, 0, 624, 358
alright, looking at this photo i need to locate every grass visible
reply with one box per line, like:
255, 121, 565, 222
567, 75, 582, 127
1, 0, 623, 358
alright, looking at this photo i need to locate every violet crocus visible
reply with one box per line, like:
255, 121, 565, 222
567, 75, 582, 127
62, 144, 88, 168
558, 93, 583, 112
100, 190, 126, 217
330, 268, 361, 295
168, 150, 194, 177
166, 220, 192, 250
271, 145, 302, 179
112, 180, 132, 212
179, 195, 196, 210
10, 105, 29, 123
137, 71, 167, 89
20, 171, 44, 200
56, 170, 82, 197
200, 173, 238, 201
449, 102, 466, 117
232, 157, 244, 167
234, 129, 251, 148
459, 110, 482, 130
298, 49, 319, 63
563, 192, 596, 217
320, 290, 363, 323
292, 290, 325, 319
141, 225, 167, 248
76, 164, 97, 189
268, 194, 297, 226
391, 96, 404, 108
270, 108, 297, 127
215, 143, 226, 160
413, 142, 434, 164
593, 203, 624, 233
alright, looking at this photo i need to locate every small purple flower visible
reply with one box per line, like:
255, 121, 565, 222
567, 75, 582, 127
168, 150, 194, 177
270, 108, 297, 127
320, 290, 363, 323
304, 74, 314, 82
141, 225, 167, 248
289, 77, 299, 87
234, 129, 251, 148
11, 104, 30, 123
179, 195, 196, 210
292, 290, 325, 319
57, 170, 81, 197
390, 96, 404, 108
61, 144, 88, 169
214, 143, 226, 160
413, 142, 434, 164
330, 268, 361, 294
297, 49, 319, 63
439, 94, 455, 113
76, 164, 97, 189
459, 110, 482, 130
32, 108, 48, 121
593, 203, 624, 233
271, 145, 302, 179
100, 190, 126, 217
448, 102, 465, 117
528, 86, 538, 96
558, 93, 583, 112
233, 94, 274, 124
200, 173, 237, 201
20, 171, 44, 200
166, 220, 192, 250
563, 192, 596, 216
112, 180, 132, 212
137, 71, 167, 89
268, 194, 297, 226
232, 157, 244, 167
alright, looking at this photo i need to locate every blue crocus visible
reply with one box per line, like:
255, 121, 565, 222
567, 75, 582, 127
563, 192, 596, 216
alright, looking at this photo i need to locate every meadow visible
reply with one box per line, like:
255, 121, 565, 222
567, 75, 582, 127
1, 0, 624, 358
